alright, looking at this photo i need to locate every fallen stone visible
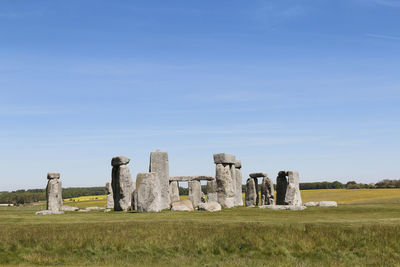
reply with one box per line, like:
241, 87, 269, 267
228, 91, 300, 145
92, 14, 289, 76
60, 206, 79, 211
104, 209, 111, 212
213, 153, 236, 164
171, 200, 194, 211
259, 205, 307, 211
149, 150, 170, 210
198, 201, 221, 212
136, 172, 162, 212
111, 156, 130, 167
318, 201, 338, 207
85, 206, 105, 211
249, 172, 267, 178
304, 202, 318, 207
36, 210, 64, 215
245, 178, 257, 206
78, 209, 89, 212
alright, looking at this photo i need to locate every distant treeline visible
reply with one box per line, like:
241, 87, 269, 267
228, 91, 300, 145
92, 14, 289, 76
0, 187, 106, 205
1, 179, 400, 204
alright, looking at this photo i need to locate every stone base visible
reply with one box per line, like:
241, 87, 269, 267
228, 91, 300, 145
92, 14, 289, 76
60, 206, 79, 211
171, 200, 194, 211
35, 210, 64, 215
259, 205, 307, 211
304, 201, 337, 207
198, 201, 222, 212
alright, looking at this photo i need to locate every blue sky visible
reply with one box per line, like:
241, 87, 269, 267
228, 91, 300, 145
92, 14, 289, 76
1, 0, 399, 190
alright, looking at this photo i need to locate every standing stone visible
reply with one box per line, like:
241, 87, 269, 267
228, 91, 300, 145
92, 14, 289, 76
234, 161, 243, 206
136, 172, 162, 212
131, 189, 137, 211
276, 171, 288, 205
214, 153, 236, 208
169, 181, 180, 203
149, 150, 170, 210
285, 171, 302, 206
106, 182, 114, 209
189, 180, 202, 207
46, 173, 62, 211
111, 156, 133, 211
207, 180, 217, 202
245, 178, 257, 206
254, 178, 259, 206
260, 177, 274, 205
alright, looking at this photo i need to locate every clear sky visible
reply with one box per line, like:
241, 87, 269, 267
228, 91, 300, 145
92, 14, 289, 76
1, 0, 399, 191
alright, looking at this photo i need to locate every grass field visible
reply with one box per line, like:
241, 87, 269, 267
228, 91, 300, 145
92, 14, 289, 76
1, 189, 400, 266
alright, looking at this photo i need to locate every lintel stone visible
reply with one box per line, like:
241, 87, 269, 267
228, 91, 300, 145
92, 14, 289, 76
169, 176, 215, 182
213, 153, 236, 164
249, 172, 267, 178
111, 156, 130, 166
47, 173, 60, 179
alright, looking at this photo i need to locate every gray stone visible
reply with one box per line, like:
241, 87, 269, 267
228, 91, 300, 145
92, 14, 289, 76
254, 178, 259, 206
284, 171, 302, 206
245, 178, 257, 206
234, 167, 243, 206
131, 189, 137, 211
276, 171, 288, 205
47, 173, 60, 179
169, 181, 180, 203
78, 209, 89, 212
213, 153, 236, 164
85, 206, 105, 211
60, 206, 78, 211
206, 180, 218, 202
46, 174, 62, 212
260, 177, 274, 205
201, 192, 206, 203
304, 202, 318, 207
112, 162, 133, 211
111, 156, 130, 167
318, 201, 337, 207
136, 172, 162, 212
169, 176, 215, 182
36, 210, 64, 215
234, 160, 242, 169
171, 200, 194, 211
198, 201, 222, 212
149, 150, 170, 210
189, 180, 202, 207
106, 182, 114, 209
259, 205, 307, 211
249, 172, 267, 178
216, 163, 235, 208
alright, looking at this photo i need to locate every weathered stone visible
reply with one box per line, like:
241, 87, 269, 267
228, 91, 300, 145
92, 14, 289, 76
318, 201, 337, 207
249, 172, 267, 178
60, 206, 79, 211
254, 178, 259, 205
46, 174, 62, 212
284, 171, 302, 206
136, 172, 161, 212
234, 167, 244, 206
198, 201, 222, 212
304, 202, 318, 207
169, 176, 214, 182
111, 156, 130, 167
189, 180, 202, 207
216, 163, 235, 208
131, 189, 137, 211
201, 192, 206, 203
149, 150, 170, 210
276, 171, 288, 205
85, 206, 105, 211
112, 162, 133, 211
36, 210, 64, 215
245, 178, 257, 206
171, 200, 194, 211
234, 160, 242, 169
106, 182, 114, 209
260, 177, 274, 205
213, 153, 236, 164
207, 180, 217, 202
47, 173, 60, 179
259, 205, 307, 211
169, 181, 180, 203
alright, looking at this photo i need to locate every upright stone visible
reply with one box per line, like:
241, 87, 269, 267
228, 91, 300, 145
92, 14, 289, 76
285, 171, 302, 206
149, 150, 170, 210
106, 182, 114, 209
260, 177, 274, 205
234, 160, 243, 206
46, 173, 62, 211
214, 153, 236, 208
111, 156, 133, 211
189, 180, 202, 207
276, 171, 288, 205
245, 178, 257, 206
207, 180, 217, 202
136, 172, 162, 212
169, 181, 180, 203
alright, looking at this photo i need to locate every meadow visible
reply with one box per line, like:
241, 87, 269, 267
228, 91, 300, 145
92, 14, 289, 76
1, 189, 400, 266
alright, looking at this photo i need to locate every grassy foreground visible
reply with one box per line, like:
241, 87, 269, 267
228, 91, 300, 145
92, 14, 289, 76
1, 190, 400, 266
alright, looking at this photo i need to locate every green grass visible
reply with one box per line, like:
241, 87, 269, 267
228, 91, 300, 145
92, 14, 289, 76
1, 190, 400, 266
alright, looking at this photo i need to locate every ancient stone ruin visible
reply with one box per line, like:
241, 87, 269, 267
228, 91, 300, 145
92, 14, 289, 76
106, 182, 114, 209
245, 172, 274, 207
111, 156, 133, 211
276, 171, 302, 206
36, 173, 64, 215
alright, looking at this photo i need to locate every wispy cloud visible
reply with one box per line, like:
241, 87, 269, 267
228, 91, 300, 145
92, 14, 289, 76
366, 33, 400, 41
371, 0, 400, 7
